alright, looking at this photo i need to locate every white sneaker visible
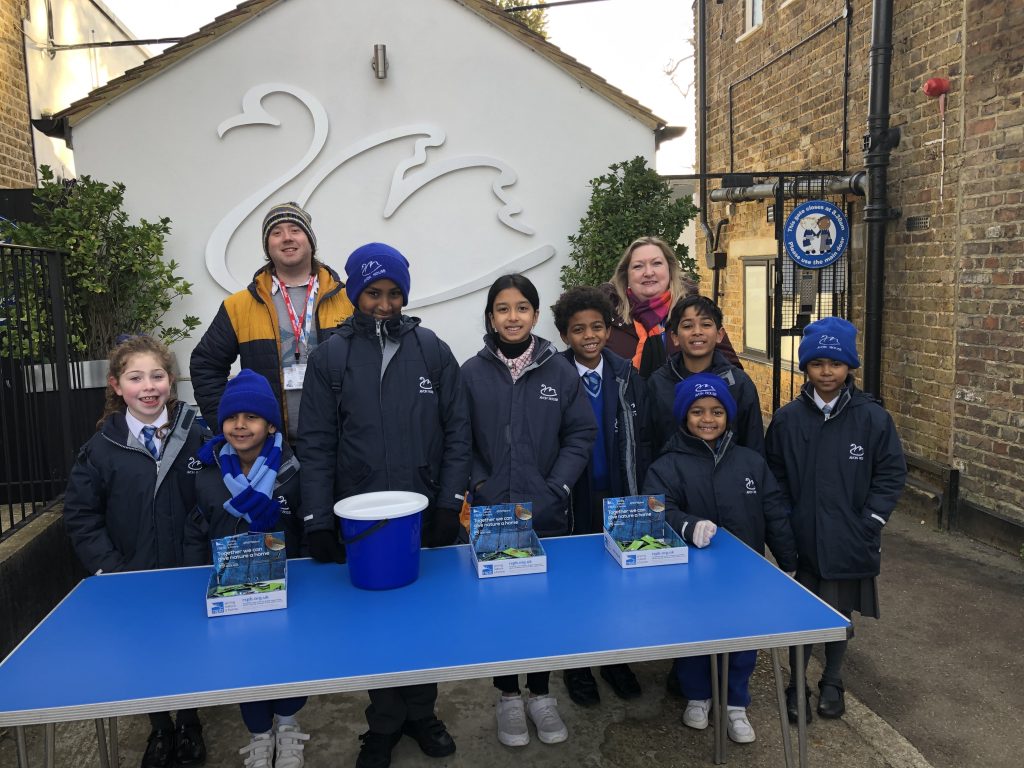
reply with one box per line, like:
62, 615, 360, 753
496, 694, 530, 747
274, 724, 309, 768
727, 706, 756, 743
240, 732, 274, 768
683, 698, 712, 730
526, 695, 569, 744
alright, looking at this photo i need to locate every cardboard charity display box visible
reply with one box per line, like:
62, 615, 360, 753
469, 502, 547, 578
603, 494, 688, 569
206, 531, 288, 617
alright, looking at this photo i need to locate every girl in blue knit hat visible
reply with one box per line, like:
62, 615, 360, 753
184, 369, 308, 768
643, 373, 797, 744
765, 317, 906, 723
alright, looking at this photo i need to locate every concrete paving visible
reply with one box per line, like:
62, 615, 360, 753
2, 503, 1020, 768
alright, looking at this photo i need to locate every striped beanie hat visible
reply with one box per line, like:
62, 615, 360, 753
262, 202, 317, 257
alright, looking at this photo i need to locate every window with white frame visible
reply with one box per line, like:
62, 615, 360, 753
742, 255, 848, 364
745, 0, 764, 32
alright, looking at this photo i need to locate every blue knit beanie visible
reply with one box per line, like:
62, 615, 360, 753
798, 317, 860, 371
262, 202, 317, 257
218, 369, 282, 432
673, 373, 737, 426
344, 242, 411, 306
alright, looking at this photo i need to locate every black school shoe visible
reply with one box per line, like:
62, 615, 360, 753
817, 682, 846, 719
140, 728, 175, 768
785, 686, 813, 725
564, 668, 601, 707
600, 663, 642, 700
174, 721, 206, 766
402, 716, 456, 757
357, 730, 403, 768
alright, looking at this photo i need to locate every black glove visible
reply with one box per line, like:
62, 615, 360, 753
424, 507, 461, 548
307, 529, 346, 564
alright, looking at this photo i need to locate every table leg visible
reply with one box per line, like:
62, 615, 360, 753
94, 719, 110, 768
795, 645, 808, 768
109, 717, 120, 767
15, 726, 30, 768
720, 651, 730, 763
710, 654, 722, 765
770, 647, 795, 768
44, 723, 54, 768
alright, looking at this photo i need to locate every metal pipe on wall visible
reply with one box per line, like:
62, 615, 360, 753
709, 173, 866, 203
697, 0, 715, 270
863, 0, 900, 398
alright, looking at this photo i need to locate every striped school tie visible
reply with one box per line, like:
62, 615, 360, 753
141, 425, 159, 458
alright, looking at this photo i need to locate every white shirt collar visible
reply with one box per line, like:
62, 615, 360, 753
574, 356, 604, 379
811, 390, 839, 413
125, 407, 169, 451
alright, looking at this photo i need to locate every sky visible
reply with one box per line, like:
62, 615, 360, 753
101, 0, 697, 172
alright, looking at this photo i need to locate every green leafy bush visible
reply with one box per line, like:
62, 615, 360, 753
560, 156, 699, 290
0, 166, 199, 360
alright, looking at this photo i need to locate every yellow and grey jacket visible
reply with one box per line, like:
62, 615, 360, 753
190, 263, 354, 435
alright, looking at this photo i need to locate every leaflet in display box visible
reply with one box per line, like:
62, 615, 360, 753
602, 494, 688, 569
469, 502, 547, 578
206, 531, 288, 617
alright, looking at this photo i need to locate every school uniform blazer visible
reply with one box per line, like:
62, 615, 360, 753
559, 347, 652, 534
183, 443, 304, 565
297, 312, 471, 537
643, 429, 797, 571
764, 380, 907, 580
63, 402, 205, 575
461, 335, 597, 537
648, 350, 766, 457
189, 263, 354, 435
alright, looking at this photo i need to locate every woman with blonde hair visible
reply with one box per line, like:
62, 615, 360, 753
603, 236, 740, 378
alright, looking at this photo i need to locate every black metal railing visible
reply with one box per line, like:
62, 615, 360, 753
0, 244, 83, 541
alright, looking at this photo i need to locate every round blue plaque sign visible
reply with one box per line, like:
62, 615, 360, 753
783, 200, 849, 269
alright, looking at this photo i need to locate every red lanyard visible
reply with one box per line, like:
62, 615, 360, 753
274, 275, 317, 361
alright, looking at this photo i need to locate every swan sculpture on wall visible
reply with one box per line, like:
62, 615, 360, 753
205, 84, 553, 304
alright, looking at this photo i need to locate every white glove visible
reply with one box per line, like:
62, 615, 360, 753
692, 520, 718, 548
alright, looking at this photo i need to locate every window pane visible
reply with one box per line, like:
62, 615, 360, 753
744, 263, 768, 354
751, 0, 763, 27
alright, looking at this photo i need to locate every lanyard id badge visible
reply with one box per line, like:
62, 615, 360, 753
283, 363, 307, 391
274, 275, 318, 362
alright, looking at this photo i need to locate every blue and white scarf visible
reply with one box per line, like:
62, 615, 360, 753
199, 432, 283, 532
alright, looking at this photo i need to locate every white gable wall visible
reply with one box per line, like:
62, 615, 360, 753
70, 0, 654, 395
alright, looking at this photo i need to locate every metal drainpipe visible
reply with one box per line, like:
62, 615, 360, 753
863, 0, 900, 398
709, 174, 867, 203
697, 0, 714, 272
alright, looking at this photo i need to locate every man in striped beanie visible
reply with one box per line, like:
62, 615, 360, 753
190, 201, 354, 445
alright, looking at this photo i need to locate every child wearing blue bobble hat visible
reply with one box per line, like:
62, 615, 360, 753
184, 368, 309, 768
765, 317, 905, 723
643, 373, 797, 744
297, 242, 471, 768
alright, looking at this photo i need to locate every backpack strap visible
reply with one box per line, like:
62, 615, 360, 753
324, 325, 354, 400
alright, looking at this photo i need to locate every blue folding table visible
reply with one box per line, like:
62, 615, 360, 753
0, 531, 848, 767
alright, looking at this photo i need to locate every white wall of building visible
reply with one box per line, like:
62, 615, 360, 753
22, 0, 149, 178
68, 0, 655, 398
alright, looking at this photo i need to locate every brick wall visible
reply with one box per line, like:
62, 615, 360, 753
0, 0, 34, 187
952, 0, 1024, 519
698, 0, 1024, 525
